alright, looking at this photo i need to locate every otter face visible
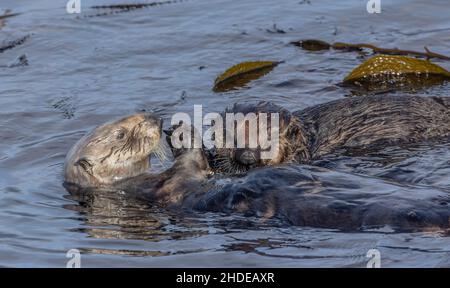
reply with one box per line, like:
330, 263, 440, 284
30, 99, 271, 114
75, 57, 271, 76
211, 102, 310, 174
64, 113, 163, 187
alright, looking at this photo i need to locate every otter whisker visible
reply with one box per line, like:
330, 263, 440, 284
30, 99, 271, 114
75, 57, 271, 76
212, 154, 250, 175
152, 138, 171, 168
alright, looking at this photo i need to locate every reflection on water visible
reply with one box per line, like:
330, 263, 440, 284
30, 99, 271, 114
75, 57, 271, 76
1, 0, 450, 267
64, 188, 210, 242
316, 141, 450, 190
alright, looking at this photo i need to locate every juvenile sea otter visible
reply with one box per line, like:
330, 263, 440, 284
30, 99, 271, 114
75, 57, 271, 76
213, 95, 450, 173
64, 116, 211, 208
64, 113, 164, 188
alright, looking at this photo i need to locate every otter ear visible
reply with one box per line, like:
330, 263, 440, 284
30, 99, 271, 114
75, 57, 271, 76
286, 117, 311, 163
74, 158, 94, 176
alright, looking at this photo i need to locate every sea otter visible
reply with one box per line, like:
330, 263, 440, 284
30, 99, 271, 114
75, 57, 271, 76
194, 164, 450, 231
208, 101, 308, 174
212, 95, 450, 174
64, 116, 212, 208
63, 95, 450, 231
64, 113, 164, 188
113, 123, 212, 207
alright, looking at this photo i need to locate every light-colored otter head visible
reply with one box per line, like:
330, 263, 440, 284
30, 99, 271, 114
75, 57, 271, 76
211, 102, 310, 174
64, 113, 163, 187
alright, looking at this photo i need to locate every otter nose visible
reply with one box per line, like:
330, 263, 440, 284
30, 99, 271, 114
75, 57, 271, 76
144, 114, 163, 132
235, 149, 259, 166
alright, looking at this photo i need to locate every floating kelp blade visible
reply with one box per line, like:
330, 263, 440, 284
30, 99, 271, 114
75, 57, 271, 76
213, 61, 280, 92
291, 39, 331, 51
84, 1, 187, 18
291, 39, 450, 60
0, 11, 20, 20
0, 35, 30, 54
91, 1, 182, 9
343, 55, 450, 92
0, 9, 21, 30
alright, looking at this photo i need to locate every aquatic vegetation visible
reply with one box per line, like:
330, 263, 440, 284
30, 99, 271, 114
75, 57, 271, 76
342, 55, 450, 91
0, 9, 21, 30
291, 39, 331, 51
0, 35, 30, 54
91, 0, 187, 10
292, 39, 450, 60
213, 61, 281, 92
83, 0, 189, 17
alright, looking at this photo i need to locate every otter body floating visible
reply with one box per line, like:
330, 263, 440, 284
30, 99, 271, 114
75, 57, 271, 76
195, 164, 450, 232
64, 95, 450, 231
207, 95, 450, 174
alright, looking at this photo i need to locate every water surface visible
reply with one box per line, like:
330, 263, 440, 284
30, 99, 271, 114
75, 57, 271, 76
0, 0, 449, 267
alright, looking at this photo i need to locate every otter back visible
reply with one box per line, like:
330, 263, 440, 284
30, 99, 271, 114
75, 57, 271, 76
294, 95, 450, 158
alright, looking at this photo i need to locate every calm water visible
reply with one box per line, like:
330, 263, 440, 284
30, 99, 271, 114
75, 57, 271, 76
1, 0, 450, 267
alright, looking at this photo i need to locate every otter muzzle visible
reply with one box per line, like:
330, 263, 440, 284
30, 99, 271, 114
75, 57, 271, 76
235, 149, 260, 166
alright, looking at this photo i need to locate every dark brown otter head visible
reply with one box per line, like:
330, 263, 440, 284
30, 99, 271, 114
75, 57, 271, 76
210, 101, 310, 174
64, 113, 163, 188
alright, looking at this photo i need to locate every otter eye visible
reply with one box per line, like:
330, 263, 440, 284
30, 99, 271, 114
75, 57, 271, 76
115, 130, 126, 140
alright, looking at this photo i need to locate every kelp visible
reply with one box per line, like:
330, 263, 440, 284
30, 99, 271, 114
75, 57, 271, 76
0, 10, 21, 29
0, 35, 30, 54
0, 10, 20, 20
84, 0, 188, 17
91, 0, 184, 9
292, 39, 450, 61
342, 55, 450, 91
213, 61, 281, 92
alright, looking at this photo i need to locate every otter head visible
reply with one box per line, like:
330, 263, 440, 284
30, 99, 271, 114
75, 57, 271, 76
210, 101, 310, 174
64, 113, 163, 187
